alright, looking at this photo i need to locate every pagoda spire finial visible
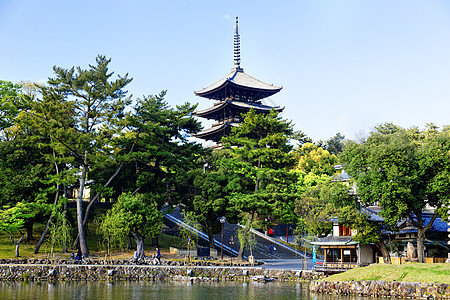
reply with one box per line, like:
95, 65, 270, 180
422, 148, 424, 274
233, 16, 241, 68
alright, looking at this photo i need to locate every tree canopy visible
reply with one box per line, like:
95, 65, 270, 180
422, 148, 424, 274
341, 123, 450, 262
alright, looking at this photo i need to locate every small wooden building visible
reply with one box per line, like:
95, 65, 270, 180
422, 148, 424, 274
311, 218, 377, 272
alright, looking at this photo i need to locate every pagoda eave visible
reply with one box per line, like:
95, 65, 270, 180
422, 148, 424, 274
192, 122, 238, 143
195, 100, 284, 120
194, 68, 282, 101
195, 81, 281, 101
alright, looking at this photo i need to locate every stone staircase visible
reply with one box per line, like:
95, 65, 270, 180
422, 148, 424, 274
213, 222, 305, 259
163, 209, 307, 260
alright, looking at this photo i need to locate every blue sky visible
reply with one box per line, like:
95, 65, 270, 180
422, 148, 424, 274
1, 0, 450, 142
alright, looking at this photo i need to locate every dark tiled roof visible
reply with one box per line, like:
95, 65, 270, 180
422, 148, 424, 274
195, 100, 283, 117
361, 207, 384, 222
192, 122, 238, 139
384, 214, 449, 234
195, 68, 282, 101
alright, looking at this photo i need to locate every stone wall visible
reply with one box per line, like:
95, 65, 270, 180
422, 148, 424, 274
310, 280, 450, 299
0, 264, 325, 282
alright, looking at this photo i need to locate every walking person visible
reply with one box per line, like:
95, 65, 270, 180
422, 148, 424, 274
269, 243, 274, 255
156, 247, 161, 264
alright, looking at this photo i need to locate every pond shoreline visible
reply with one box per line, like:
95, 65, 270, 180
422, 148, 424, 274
0, 263, 325, 282
310, 280, 450, 299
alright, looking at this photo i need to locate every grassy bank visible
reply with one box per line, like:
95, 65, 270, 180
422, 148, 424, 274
324, 263, 450, 284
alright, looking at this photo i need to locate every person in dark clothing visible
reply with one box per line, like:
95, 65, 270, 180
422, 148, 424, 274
75, 248, 82, 260
156, 247, 161, 263
269, 243, 274, 255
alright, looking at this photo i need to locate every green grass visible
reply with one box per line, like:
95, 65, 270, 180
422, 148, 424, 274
323, 263, 450, 284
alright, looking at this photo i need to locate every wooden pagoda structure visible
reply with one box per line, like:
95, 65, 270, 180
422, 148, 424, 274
193, 17, 284, 143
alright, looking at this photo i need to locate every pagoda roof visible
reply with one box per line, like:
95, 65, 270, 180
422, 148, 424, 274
193, 122, 238, 143
195, 100, 284, 119
194, 67, 282, 101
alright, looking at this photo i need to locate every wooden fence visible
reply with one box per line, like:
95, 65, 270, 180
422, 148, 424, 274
378, 257, 447, 264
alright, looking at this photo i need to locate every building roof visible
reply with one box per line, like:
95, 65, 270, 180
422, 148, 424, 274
310, 235, 359, 246
361, 207, 384, 222
194, 67, 282, 101
195, 100, 284, 119
395, 214, 449, 233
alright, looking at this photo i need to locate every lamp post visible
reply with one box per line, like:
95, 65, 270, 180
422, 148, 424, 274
220, 216, 226, 260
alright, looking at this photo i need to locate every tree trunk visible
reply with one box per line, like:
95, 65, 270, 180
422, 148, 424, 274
375, 240, 391, 264
14, 234, 25, 257
25, 221, 34, 243
72, 130, 141, 250
34, 217, 52, 254
208, 232, 214, 249
76, 161, 90, 257
417, 228, 426, 263
61, 202, 68, 253
411, 211, 438, 264
204, 222, 214, 248
131, 232, 145, 258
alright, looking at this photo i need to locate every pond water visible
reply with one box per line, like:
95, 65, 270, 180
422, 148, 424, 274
0, 281, 365, 300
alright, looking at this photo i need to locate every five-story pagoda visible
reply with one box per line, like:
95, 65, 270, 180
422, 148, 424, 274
193, 17, 284, 143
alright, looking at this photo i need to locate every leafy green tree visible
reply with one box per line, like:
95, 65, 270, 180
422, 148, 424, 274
100, 92, 204, 206
237, 217, 256, 258
47, 200, 72, 257
0, 203, 35, 257
337, 206, 392, 264
292, 130, 313, 146
178, 211, 201, 264
341, 123, 450, 262
0, 80, 22, 137
103, 192, 163, 258
220, 109, 294, 260
99, 204, 129, 258
190, 162, 229, 247
293, 174, 355, 236
39, 55, 132, 257
294, 142, 338, 176
19, 86, 79, 253
324, 132, 346, 156
0, 89, 62, 244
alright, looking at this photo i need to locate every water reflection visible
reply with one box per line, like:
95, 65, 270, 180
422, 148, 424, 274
0, 281, 368, 300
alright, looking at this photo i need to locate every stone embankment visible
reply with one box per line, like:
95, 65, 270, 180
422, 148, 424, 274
0, 259, 325, 282
311, 280, 450, 299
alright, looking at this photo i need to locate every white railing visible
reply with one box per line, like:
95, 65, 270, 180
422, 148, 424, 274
164, 214, 240, 257
239, 225, 308, 258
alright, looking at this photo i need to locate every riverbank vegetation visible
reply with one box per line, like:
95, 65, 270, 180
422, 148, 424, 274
324, 263, 450, 284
